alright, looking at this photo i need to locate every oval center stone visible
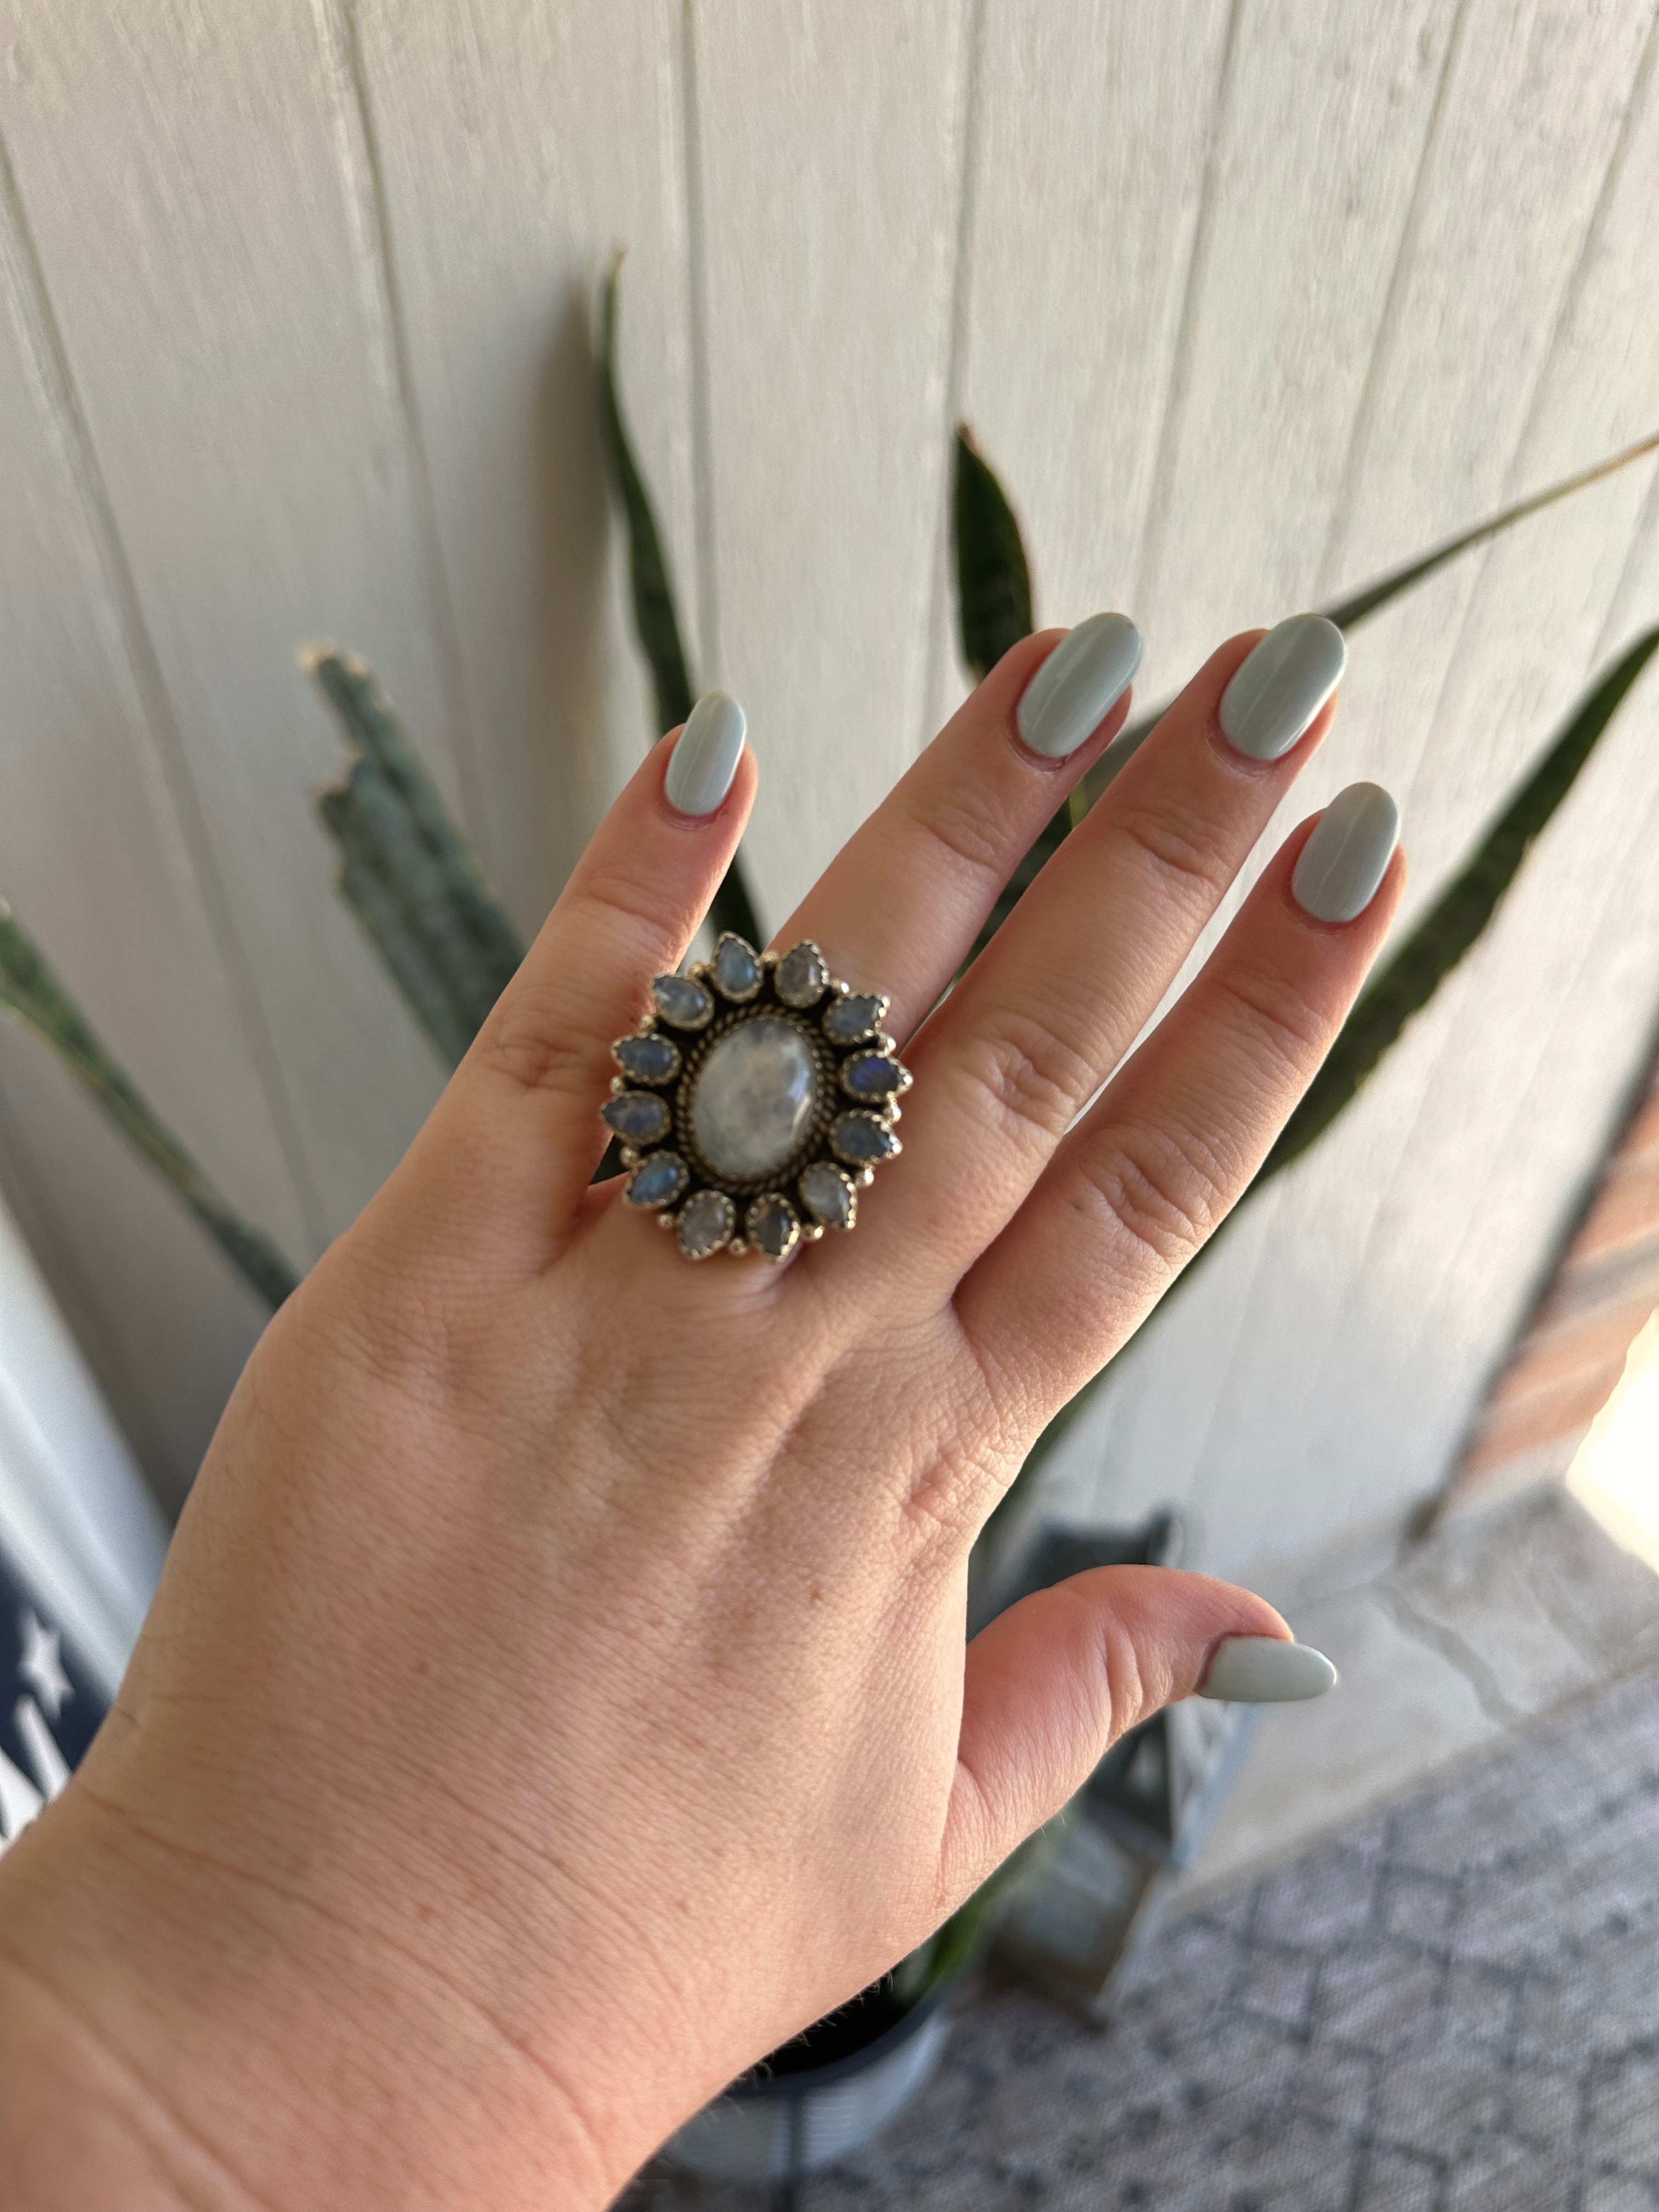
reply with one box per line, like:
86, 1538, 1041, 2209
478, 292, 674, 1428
690, 1018, 819, 1180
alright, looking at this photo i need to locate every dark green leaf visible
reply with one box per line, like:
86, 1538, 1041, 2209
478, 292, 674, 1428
953, 424, 1034, 682
1321, 429, 1659, 631
0, 906, 300, 1308
1261, 622, 1659, 1182
309, 650, 524, 1068
599, 256, 696, 735
1075, 428, 1659, 815
597, 258, 763, 952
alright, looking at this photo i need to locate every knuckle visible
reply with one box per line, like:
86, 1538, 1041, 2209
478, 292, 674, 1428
1216, 958, 1330, 1076
904, 781, 1014, 888
1105, 796, 1233, 907
960, 1005, 1098, 1144
476, 981, 606, 1097
1080, 1119, 1228, 1276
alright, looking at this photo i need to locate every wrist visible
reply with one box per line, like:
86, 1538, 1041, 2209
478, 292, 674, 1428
0, 1781, 629, 2210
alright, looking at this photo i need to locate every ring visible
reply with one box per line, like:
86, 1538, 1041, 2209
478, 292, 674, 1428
601, 934, 912, 1262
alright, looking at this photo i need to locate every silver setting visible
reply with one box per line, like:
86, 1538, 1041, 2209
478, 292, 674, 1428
603, 936, 908, 1261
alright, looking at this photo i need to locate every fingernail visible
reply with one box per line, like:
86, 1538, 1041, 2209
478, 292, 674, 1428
1292, 781, 1400, 923
1015, 612, 1143, 760
664, 691, 747, 816
1198, 1637, 1338, 1703
1218, 613, 1346, 761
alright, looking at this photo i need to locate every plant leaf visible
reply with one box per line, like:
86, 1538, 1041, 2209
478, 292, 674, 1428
0, 906, 300, 1308
1321, 428, 1659, 631
953, 423, 1035, 682
1260, 620, 1659, 1182
309, 649, 524, 1069
1079, 428, 1659, 810
985, 624, 1659, 1555
598, 257, 763, 950
599, 256, 696, 736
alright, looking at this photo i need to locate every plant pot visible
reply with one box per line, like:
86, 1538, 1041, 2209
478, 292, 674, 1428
661, 1970, 956, 2186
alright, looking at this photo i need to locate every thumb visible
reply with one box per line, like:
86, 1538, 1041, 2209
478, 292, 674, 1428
942, 1566, 1328, 1902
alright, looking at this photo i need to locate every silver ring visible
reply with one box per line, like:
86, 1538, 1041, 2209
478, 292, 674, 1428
601, 935, 911, 1262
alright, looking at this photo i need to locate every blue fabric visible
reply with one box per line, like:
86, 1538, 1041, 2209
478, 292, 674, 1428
0, 1542, 107, 1854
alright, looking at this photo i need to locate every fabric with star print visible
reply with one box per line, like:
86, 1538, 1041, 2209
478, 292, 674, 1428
0, 1541, 106, 1856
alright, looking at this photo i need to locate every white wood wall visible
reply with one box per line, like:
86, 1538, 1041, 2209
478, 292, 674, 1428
1, 2, 1656, 1583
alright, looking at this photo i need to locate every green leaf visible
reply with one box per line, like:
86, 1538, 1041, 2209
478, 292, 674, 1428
0, 906, 300, 1308
1079, 428, 1659, 812
597, 257, 763, 951
1261, 620, 1659, 1183
309, 650, 525, 1069
1321, 428, 1659, 631
598, 257, 696, 736
953, 423, 1035, 682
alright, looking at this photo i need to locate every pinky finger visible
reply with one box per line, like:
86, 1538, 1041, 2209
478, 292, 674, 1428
955, 782, 1404, 1418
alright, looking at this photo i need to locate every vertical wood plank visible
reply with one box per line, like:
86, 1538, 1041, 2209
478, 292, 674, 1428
692, 0, 972, 925
0, 142, 306, 1504
347, 0, 698, 923
0, 0, 466, 1233
933, 0, 1233, 729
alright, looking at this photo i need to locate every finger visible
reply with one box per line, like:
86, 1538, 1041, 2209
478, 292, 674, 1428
777, 616, 1141, 1035
956, 782, 1404, 1412
374, 695, 756, 1268
942, 1566, 1302, 1903
855, 617, 1346, 1292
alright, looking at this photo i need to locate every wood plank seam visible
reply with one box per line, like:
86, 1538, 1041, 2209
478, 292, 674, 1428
0, 124, 326, 1261
1312, 0, 1470, 597
1129, 0, 1247, 624
916, 0, 988, 760
681, 0, 722, 689
318, 0, 490, 861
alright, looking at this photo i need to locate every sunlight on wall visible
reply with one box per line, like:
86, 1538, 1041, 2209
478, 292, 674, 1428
1567, 1310, 1659, 1571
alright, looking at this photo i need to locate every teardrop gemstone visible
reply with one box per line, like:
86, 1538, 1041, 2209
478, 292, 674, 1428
678, 1188, 736, 1260
652, 972, 714, 1030
690, 1019, 819, 1180
624, 1152, 689, 1209
775, 941, 829, 1008
613, 1032, 681, 1084
823, 992, 888, 1045
712, 933, 763, 1001
746, 1193, 800, 1262
601, 1090, 672, 1144
831, 1111, 901, 1166
840, 1051, 910, 1103
799, 1161, 856, 1229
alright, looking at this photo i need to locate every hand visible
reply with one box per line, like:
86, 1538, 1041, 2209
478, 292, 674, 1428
0, 616, 1402, 2209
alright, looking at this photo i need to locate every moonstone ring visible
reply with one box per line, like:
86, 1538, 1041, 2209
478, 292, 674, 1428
601, 935, 911, 1262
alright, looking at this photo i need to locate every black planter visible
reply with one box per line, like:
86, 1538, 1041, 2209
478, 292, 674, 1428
662, 1967, 957, 2187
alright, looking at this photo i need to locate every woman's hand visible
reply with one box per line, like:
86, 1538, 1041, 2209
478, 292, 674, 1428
0, 616, 1402, 2210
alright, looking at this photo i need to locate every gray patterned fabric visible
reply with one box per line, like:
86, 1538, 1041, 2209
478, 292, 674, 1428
644, 1658, 1659, 2209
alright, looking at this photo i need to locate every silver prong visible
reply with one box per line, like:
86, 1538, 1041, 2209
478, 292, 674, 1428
657, 1211, 676, 1231
620, 1147, 639, 1167
858, 1168, 875, 1187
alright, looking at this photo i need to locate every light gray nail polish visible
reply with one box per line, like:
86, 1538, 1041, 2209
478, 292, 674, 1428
1016, 612, 1143, 760
1218, 613, 1346, 761
664, 690, 747, 816
1198, 1637, 1338, 1703
1292, 781, 1400, 923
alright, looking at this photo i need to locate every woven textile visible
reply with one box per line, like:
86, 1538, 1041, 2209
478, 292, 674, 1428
648, 1658, 1659, 2209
